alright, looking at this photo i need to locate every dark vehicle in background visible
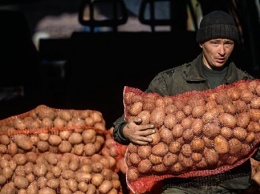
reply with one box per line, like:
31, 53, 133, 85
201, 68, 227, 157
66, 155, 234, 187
0, 0, 259, 128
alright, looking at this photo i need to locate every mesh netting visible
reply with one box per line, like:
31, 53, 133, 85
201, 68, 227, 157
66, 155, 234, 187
0, 105, 124, 193
123, 79, 260, 193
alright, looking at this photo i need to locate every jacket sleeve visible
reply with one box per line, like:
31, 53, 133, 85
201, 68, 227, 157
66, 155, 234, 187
252, 148, 260, 161
112, 114, 130, 145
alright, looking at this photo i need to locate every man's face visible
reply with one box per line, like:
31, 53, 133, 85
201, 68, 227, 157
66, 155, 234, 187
200, 39, 235, 70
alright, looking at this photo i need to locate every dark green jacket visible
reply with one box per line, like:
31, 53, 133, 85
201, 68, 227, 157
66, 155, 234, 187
113, 54, 259, 190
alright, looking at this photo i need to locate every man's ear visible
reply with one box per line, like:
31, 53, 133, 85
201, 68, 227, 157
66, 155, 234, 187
199, 43, 203, 48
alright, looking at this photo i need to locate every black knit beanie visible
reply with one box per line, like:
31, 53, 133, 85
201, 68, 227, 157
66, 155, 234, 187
196, 10, 239, 43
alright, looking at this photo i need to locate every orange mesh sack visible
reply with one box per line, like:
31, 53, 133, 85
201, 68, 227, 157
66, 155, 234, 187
123, 79, 260, 194
0, 105, 109, 157
103, 127, 128, 174
0, 105, 125, 193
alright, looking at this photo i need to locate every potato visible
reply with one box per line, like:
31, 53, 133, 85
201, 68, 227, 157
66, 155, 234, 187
192, 105, 206, 118
37, 141, 49, 152
58, 141, 72, 153
214, 135, 229, 154
250, 97, 260, 109
127, 167, 139, 182
13, 118, 26, 130
137, 145, 152, 159
48, 134, 62, 146
233, 127, 248, 141
183, 105, 192, 116
15, 165, 25, 176
45, 152, 58, 165
91, 162, 104, 173
58, 110, 72, 122
98, 180, 113, 194
149, 154, 163, 165
0, 135, 10, 145
2, 166, 14, 179
223, 102, 236, 114
191, 152, 203, 162
69, 158, 80, 171
163, 153, 178, 167
149, 107, 165, 128
228, 138, 242, 155
38, 187, 56, 194
240, 90, 254, 103
137, 110, 151, 125
13, 134, 33, 151
82, 129, 96, 143
26, 173, 35, 183
170, 162, 184, 174
220, 127, 233, 139
33, 163, 47, 177
86, 183, 97, 194
47, 178, 59, 189
181, 144, 192, 157
35, 105, 56, 120
218, 113, 237, 128
91, 173, 104, 187
178, 153, 193, 168
249, 109, 260, 122
0, 175, 7, 186
164, 113, 177, 129
164, 104, 178, 115
14, 175, 29, 189
203, 123, 220, 138
67, 179, 78, 192
41, 117, 54, 128
59, 130, 71, 140
78, 182, 89, 192
84, 143, 96, 156
90, 111, 104, 123
0, 182, 15, 193
181, 117, 192, 129
172, 124, 184, 138
169, 141, 182, 154
38, 133, 49, 141
62, 170, 74, 180
204, 148, 219, 168
0, 145, 7, 154
68, 132, 83, 144
190, 137, 205, 152
129, 152, 141, 165
73, 143, 84, 155
53, 117, 67, 127
151, 142, 168, 156
75, 172, 92, 183
182, 128, 194, 142
129, 102, 143, 116
175, 110, 185, 123
27, 181, 38, 194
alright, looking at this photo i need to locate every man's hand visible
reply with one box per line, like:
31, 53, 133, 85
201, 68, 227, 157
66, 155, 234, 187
123, 117, 155, 145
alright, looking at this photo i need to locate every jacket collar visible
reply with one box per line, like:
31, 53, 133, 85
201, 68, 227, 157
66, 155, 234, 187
183, 54, 239, 84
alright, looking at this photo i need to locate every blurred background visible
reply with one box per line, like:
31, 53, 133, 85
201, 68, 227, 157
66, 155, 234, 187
0, 0, 259, 128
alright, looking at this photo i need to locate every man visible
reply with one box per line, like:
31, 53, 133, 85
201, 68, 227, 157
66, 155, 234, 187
113, 10, 259, 193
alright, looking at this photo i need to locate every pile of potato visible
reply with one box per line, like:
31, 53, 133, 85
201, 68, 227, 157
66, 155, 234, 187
0, 105, 124, 194
123, 79, 260, 192
0, 105, 108, 157
0, 152, 122, 194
